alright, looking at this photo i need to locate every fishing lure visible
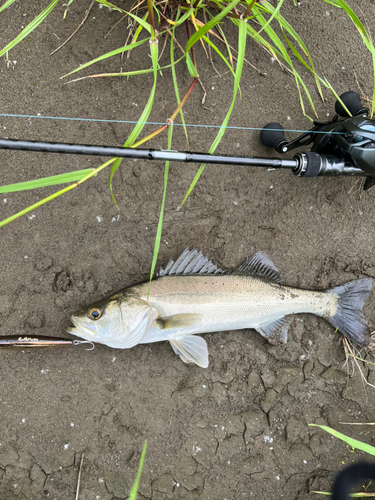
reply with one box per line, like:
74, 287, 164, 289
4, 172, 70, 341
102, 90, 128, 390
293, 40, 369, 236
0, 336, 92, 350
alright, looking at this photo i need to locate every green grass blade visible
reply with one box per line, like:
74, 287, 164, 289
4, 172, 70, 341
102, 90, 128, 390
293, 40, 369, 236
94, 0, 125, 12
173, 7, 194, 26
213, 20, 234, 67
312, 492, 375, 498
202, 35, 235, 77
109, 40, 159, 206
347, 354, 375, 366
152, 2, 161, 26
0, 158, 115, 228
282, 32, 313, 71
65, 56, 185, 83
253, 0, 285, 36
0, 0, 18, 13
260, 0, 323, 98
185, 53, 199, 77
170, 22, 189, 146
322, 0, 341, 5
0, 169, 93, 193
318, 78, 352, 116
371, 51, 375, 117
125, 10, 152, 34
62, 38, 150, 78
185, 0, 240, 53
295, 72, 315, 120
246, 5, 317, 116
180, 17, 246, 208
309, 425, 375, 456
0, 0, 60, 58
260, 1, 309, 54
131, 12, 149, 45
240, 20, 278, 59
128, 441, 147, 500
148, 124, 173, 299
322, 0, 375, 114
125, 41, 158, 145
323, 0, 370, 49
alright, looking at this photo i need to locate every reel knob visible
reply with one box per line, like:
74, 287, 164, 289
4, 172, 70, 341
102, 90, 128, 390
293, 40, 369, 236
335, 91, 367, 117
260, 123, 288, 153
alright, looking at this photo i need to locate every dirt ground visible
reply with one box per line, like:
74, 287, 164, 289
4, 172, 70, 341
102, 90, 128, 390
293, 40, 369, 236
1, 0, 375, 499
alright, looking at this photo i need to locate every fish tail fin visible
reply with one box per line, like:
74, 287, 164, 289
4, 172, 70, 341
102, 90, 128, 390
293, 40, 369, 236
328, 278, 372, 347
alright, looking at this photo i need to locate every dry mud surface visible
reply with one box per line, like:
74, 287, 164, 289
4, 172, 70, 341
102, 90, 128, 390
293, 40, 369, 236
1, 1, 375, 499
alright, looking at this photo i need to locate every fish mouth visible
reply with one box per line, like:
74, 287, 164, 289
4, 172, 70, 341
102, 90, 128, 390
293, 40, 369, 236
66, 315, 96, 340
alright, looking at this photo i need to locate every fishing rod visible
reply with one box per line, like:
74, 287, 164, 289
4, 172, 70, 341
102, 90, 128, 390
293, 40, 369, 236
2, 91, 375, 190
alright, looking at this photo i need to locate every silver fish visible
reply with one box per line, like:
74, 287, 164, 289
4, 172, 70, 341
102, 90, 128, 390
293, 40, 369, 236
66, 249, 373, 368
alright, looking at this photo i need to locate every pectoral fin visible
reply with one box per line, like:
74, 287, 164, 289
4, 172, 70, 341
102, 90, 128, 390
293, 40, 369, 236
156, 313, 202, 330
170, 336, 209, 368
256, 316, 293, 345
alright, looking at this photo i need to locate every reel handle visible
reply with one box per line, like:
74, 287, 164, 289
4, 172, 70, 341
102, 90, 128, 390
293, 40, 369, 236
335, 91, 367, 117
260, 123, 288, 153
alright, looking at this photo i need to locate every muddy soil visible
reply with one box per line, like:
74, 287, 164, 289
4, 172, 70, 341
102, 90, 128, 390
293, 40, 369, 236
1, 1, 375, 499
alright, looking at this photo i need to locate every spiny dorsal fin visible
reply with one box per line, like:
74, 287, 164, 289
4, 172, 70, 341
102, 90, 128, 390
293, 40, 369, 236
233, 251, 283, 283
157, 248, 223, 276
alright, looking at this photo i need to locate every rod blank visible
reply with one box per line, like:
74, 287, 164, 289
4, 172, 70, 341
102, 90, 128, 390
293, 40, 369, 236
0, 138, 298, 169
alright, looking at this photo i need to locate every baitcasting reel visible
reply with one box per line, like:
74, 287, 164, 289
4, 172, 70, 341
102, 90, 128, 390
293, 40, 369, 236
1, 91, 375, 189
260, 91, 375, 190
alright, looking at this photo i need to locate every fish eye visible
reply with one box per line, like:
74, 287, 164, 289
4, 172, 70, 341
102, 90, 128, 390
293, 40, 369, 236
88, 307, 102, 320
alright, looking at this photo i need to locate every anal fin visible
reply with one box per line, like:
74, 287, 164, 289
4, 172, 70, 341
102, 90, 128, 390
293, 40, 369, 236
170, 336, 209, 368
256, 316, 293, 345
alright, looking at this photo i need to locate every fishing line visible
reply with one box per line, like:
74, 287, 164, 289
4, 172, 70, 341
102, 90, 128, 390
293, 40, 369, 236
0, 112, 346, 135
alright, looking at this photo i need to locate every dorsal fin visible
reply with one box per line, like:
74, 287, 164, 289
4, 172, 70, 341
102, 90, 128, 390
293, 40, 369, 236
233, 251, 283, 283
157, 248, 223, 276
